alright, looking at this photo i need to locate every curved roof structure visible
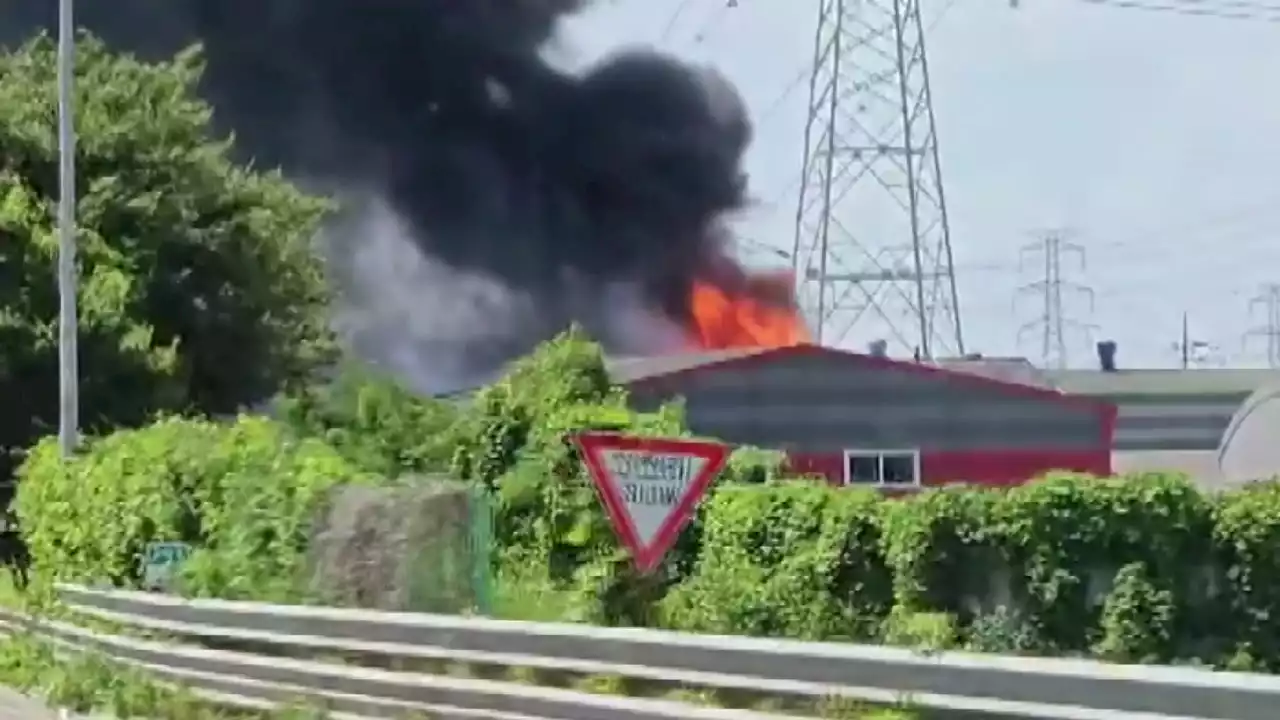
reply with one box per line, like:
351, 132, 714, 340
1217, 381, 1280, 486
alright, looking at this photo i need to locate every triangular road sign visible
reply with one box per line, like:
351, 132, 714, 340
573, 432, 729, 573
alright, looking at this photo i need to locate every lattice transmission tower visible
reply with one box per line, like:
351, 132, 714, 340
1013, 231, 1096, 370
790, 0, 963, 358
1243, 283, 1280, 368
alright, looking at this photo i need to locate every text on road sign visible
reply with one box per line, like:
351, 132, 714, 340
607, 451, 694, 506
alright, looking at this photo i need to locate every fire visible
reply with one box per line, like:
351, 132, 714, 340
687, 270, 810, 349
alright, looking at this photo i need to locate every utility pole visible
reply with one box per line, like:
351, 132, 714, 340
1014, 230, 1096, 370
1179, 311, 1189, 368
1243, 284, 1280, 367
790, 0, 963, 358
1171, 312, 1216, 368
57, 0, 79, 457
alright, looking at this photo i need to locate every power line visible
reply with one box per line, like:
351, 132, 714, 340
755, 63, 813, 128
1014, 230, 1097, 369
1072, 0, 1280, 23
927, 0, 965, 30
688, 0, 740, 44
658, 0, 697, 43
1242, 283, 1280, 367
737, 236, 1017, 277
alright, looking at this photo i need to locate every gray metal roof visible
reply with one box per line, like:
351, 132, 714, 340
1046, 368, 1280, 397
610, 348, 1075, 391
611, 349, 1064, 391
442, 343, 1280, 402
605, 347, 774, 384
933, 357, 1052, 388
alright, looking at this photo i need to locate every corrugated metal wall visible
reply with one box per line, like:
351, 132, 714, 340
1047, 368, 1276, 452
630, 351, 1105, 453
1108, 393, 1246, 451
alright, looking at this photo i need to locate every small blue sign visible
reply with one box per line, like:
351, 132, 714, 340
142, 541, 191, 592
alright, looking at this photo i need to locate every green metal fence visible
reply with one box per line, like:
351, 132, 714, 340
401, 484, 493, 616
468, 485, 494, 614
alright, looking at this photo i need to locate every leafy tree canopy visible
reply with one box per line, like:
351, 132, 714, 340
0, 33, 334, 479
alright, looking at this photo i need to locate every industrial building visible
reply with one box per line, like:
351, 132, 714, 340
1039, 365, 1280, 487
610, 344, 1115, 488
1046, 368, 1267, 452
439, 336, 1280, 487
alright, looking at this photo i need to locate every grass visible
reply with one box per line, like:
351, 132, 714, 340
0, 573, 328, 719
0, 633, 315, 719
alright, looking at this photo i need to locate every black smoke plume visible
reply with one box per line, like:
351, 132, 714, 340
0, 1, 755, 391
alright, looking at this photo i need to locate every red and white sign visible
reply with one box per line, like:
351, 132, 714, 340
573, 432, 729, 573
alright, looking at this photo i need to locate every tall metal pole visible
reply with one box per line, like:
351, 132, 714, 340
57, 0, 80, 457
1180, 311, 1189, 369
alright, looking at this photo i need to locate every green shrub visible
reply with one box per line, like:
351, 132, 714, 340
661, 481, 891, 640
720, 446, 788, 485
880, 485, 997, 616
880, 607, 959, 653
485, 388, 690, 624
16, 415, 373, 599
663, 469, 1272, 668
964, 605, 1038, 654
1092, 562, 1177, 663
990, 472, 1212, 653
17, 416, 223, 587
448, 327, 617, 489
1212, 482, 1280, 669
277, 360, 459, 477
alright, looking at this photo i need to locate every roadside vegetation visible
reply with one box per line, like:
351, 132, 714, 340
1, 27, 1278, 720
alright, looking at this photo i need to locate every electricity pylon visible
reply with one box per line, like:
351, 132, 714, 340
790, 0, 963, 359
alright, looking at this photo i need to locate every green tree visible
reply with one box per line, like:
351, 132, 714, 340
0, 33, 333, 480
277, 360, 461, 478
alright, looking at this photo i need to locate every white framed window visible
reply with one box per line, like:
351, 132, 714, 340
842, 449, 921, 487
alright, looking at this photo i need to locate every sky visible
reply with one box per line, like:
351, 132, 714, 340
557, 0, 1280, 369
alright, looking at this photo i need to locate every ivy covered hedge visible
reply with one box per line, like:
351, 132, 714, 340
666, 474, 1263, 667
654, 464, 1280, 671
13, 329, 1280, 673
15, 415, 380, 601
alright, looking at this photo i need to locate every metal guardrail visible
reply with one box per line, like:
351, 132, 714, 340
1, 584, 1279, 719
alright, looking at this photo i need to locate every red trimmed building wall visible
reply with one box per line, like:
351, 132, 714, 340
786, 449, 1112, 488
620, 345, 1115, 489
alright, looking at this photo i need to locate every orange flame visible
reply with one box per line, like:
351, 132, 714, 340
686, 270, 810, 350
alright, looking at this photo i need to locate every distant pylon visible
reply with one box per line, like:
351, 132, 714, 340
1243, 283, 1280, 367
1014, 230, 1097, 370
790, 0, 963, 358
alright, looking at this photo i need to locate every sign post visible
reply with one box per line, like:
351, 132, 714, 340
573, 432, 729, 573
